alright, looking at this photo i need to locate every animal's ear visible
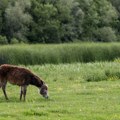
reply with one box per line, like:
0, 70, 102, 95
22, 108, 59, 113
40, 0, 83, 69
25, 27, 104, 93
41, 83, 48, 89
45, 84, 48, 88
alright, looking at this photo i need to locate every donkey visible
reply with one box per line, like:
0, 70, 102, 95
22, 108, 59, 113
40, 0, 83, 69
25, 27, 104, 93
0, 64, 48, 101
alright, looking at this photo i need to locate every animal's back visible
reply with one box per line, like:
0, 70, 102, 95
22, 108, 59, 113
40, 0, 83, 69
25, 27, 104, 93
0, 64, 34, 86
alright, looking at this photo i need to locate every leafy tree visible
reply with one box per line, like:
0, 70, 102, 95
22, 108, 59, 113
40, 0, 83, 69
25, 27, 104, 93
0, 11, 2, 33
4, 0, 32, 43
0, 0, 119, 43
71, 1, 84, 39
55, 0, 75, 42
0, 0, 9, 34
77, 0, 118, 41
109, 0, 120, 32
95, 27, 117, 42
110, 0, 120, 14
28, 0, 60, 43
28, 0, 78, 43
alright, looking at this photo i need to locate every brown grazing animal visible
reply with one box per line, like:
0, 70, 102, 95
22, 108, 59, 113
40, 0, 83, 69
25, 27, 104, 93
0, 64, 48, 101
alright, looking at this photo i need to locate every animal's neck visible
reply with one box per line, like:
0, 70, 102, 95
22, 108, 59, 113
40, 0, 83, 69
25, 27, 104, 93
30, 75, 44, 88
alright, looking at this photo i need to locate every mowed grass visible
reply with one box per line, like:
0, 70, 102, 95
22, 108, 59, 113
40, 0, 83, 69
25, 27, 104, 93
0, 62, 120, 120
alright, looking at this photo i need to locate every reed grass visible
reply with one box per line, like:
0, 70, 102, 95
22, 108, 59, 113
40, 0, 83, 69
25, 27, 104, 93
0, 43, 120, 65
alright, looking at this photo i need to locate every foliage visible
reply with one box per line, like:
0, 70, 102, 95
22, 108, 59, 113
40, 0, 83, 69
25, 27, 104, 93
0, 35, 8, 44
28, 0, 60, 43
11, 38, 19, 44
77, 0, 118, 40
4, 0, 32, 43
95, 27, 117, 42
0, 0, 120, 43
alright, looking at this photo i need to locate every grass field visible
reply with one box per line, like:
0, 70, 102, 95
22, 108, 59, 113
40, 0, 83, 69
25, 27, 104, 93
0, 62, 120, 120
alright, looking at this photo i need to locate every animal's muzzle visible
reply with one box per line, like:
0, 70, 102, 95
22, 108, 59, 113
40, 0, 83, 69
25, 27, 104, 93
43, 94, 49, 99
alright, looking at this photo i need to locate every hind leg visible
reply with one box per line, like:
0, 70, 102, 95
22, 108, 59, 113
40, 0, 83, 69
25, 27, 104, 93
2, 81, 8, 100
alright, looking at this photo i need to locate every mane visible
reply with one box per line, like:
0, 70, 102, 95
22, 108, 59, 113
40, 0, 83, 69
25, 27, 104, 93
30, 75, 44, 88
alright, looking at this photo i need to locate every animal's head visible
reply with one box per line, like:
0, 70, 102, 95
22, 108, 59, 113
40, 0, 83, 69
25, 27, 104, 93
40, 84, 49, 99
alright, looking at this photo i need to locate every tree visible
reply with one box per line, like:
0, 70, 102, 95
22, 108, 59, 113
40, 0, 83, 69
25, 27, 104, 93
0, 0, 119, 43
55, 0, 75, 42
28, 0, 60, 43
0, 0, 9, 34
95, 27, 117, 42
77, 0, 118, 41
28, 0, 78, 43
71, 1, 84, 39
109, 0, 120, 32
110, 0, 120, 14
4, 0, 32, 43
0, 10, 2, 33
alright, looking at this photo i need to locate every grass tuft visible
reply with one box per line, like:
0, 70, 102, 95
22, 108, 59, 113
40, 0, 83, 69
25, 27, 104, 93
23, 110, 48, 116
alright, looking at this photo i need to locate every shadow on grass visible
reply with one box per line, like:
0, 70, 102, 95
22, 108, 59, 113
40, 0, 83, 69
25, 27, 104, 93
32, 96, 55, 102
0, 96, 54, 103
0, 96, 26, 103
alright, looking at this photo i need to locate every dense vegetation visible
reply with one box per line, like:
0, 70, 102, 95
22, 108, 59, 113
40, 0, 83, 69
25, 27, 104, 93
29, 62, 120, 82
0, 43, 120, 65
0, 0, 120, 43
0, 63, 120, 120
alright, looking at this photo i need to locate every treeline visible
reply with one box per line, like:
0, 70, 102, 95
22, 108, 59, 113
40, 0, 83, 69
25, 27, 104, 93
0, 0, 120, 44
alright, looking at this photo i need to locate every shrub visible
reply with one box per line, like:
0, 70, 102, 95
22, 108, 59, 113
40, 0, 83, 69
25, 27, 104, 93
0, 35, 8, 44
11, 38, 19, 44
95, 27, 117, 42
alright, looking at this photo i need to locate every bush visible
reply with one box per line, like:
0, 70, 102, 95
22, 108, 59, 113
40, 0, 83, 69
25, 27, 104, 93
95, 27, 117, 42
11, 38, 19, 44
0, 35, 8, 44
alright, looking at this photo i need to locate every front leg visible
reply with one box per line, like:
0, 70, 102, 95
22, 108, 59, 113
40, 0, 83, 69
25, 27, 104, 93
20, 85, 27, 101
20, 87, 23, 101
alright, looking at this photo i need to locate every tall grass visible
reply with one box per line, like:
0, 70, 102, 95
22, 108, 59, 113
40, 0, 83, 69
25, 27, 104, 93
0, 43, 120, 65
27, 62, 120, 82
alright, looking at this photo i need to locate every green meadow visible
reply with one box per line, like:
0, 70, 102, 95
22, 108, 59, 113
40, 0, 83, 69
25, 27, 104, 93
0, 62, 120, 120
